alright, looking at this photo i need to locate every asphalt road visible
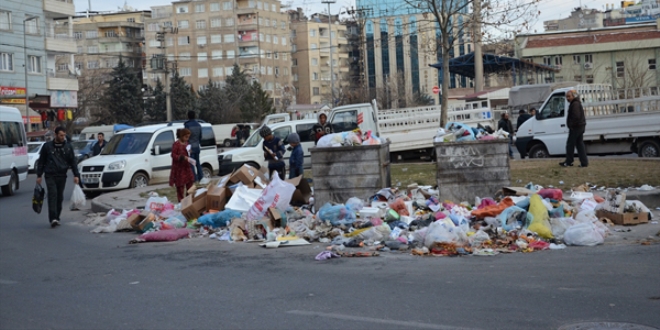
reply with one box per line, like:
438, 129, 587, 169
1, 174, 659, 330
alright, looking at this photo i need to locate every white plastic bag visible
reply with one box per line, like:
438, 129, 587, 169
226, 184, 263, 213
145, 196, 168, 212
563, 222, 604, 246
575, 210, 598, 223
246, 172, 296, 221
549, 217, 576, 240
70, 185, 86, 210
424, 221, 468, 248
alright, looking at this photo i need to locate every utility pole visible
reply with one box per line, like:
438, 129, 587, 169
473, 0, 484, 92
322, 0, 336, 108
153, 27, 177, 122
23, 15, 39, 133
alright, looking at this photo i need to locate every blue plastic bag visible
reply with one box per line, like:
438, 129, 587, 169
318, 203, 356, 226
497, 206, 532, 231
197, 210, 242, 228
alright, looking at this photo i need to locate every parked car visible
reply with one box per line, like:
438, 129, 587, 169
0, 106, 29, 196
78, 122, 219, 192
71, 140, 96, 162
27, 142, 45, 172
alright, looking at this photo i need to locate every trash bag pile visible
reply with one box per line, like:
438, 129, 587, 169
434, 121, 510, 143
317, 130, 383, 147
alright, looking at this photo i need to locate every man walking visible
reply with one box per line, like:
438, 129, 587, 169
91, 132, 106, 156
560, 90, 588, 167
36, 127, 80, 228
184, 111, 206, 184
498, 112, 515, 159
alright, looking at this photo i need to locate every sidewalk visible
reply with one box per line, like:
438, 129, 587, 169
91, 183, 170, 213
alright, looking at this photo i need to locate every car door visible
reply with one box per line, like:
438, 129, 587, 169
533, 92, 568, 155
295, 122, 315, 168
150, 130, 175, 183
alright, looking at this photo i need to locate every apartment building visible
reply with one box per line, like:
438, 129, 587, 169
143, 0, 293, 106
1, 0, 77, 131
290, 11, 350, 105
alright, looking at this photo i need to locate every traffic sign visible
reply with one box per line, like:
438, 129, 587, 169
432, 86, 440, 94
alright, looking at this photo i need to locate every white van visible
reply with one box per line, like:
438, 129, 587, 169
78, 122, 219, 192
218, 119, 317, 175
0, 106, 29, 196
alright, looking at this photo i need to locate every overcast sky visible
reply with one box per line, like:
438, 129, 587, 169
75, 0, 621, 34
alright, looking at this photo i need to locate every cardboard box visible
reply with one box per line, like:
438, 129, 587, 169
207, 175, 232, 211
229, 164, 260, 186
502, 187, 535, 197
596, 209, 649, 226
267, 207, 283, 230
128, 211, 153, 232
285, 175, 312, 206
181, 188, 208, 220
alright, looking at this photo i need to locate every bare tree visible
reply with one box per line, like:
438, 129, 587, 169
76, 70, 111, 127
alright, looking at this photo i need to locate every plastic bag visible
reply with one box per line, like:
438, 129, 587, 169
345, 197, 365, 213
32, 183, 45, 214
497, 206, 530, 231
246, 172, 296, 222
362, 131, 382, 145
318, 203, 357, 226
197, 209, 242, 228
469, 229, 491, 246
564, 222, 604, 246
575, 210, 598, 223
389, 198, 409, 216
424, 221, 468, 248
70, 185, 86, 210
226, 184, 263, 213
548, 204, 564, 218
527, 194, 554, 239
136, 229, 192, 243
538, 188, 562, 201
549, 217, 576, 240
145, 196, 169, 213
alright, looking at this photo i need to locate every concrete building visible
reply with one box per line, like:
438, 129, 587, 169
143, 0, 293, 107
289, 10, 350, 105
515, 20, 660, 89
544, 7, 605, 31
1, 0, 77, 131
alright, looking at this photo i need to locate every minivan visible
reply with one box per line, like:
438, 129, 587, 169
78, 122, 219, 192
0, 106, 29, 196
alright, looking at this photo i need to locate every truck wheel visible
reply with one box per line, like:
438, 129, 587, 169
638, 140, 660, 158
529, 144, 549, 158
1, 171, 17, 196
223, 139, 232, 147
130, 172, 149, 188
202, 165, 213, 179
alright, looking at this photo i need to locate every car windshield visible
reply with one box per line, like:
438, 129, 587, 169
71, 141, 89, 151
27, 144, 42, 153
243, 130, 262, 147
101, 133, 152, 155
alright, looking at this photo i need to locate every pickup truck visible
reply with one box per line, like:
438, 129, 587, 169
515, 84, 660, 158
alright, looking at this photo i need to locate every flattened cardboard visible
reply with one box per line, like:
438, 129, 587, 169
285, 175, 312, 206
128, 211, 152, 231
503, 187, 535, 197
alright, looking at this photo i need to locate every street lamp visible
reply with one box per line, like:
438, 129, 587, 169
321, 0, 336, 108
24, 15, 39, 133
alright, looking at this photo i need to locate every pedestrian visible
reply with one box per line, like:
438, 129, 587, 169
35, 126, 80, 228
560, 90, 588, 167
170, 128, 195, 202
287, 133, 303, 179
231, 125, 239, 147
184, 110, 205, 184
311, 113, 333, 145
516, 109, 532, 132
498, 112, 515, 159
530, 107, 537, 118
260, 126, 286, 180
91, 132, 106, 156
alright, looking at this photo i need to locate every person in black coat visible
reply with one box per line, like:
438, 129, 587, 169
516, 109, 532, 132
560, 90, 588, 167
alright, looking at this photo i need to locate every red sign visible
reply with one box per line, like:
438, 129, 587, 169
357, 112, 364, 125
432, 86, 440, 94
1, 86, 27, 104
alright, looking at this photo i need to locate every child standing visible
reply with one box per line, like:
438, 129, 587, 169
170, 129, 195, 202
287, 133, 303, 179
260, 126, 286, 180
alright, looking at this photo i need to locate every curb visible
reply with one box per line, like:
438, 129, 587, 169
90, 183, 171, 213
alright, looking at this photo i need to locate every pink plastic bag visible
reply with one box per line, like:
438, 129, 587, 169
538, 188, 563, 200
389, 198, 409, 216
137, 229, 191, 242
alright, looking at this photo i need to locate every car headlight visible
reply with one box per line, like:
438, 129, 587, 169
108, 160, 126, 170
223, 154, 232, 160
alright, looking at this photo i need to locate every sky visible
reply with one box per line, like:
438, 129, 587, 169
74, 0, 623, 34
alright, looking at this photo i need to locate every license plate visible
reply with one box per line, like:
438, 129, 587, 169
84, 177, 99, 184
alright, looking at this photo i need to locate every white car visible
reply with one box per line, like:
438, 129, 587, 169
27, 142, 45, 172
0, 106, 29, 196
78, 123, 219, 192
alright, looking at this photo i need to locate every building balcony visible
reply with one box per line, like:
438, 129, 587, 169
236, 7, 257, 14
43, 0, 74, 18
338, 66, 349, 73
45, 36, 77, 54
46, 70, 79, 91
237, 23, 258, 31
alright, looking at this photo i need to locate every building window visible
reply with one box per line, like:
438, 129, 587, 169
226, 18, 234, 26
284, 68, 289, 75
225, 66, 233, 75
226, 50, 235, 59
179, 20, 189, 29
198, 68, 208, 78
27, 55, 41, 73
616, 61, 624, 78
312, 58, 318, 66
313, 87, 320, 96
224, 34, 234, 43
223, 2, 233, 10
282, 38, 286, 46
266, 51, 271, 59
178, 36, 189, 45
211, 18, 221, 27
167, 37, 173, 46
271, 4, 276, 11
292, 44, 297, 52
180, 52, 191, 61
248, 0, 256, 8
274, 52, 279, 59
572, 55, 581, 65
197, 36, 207, 45
87, 45, 99, 53
198, 52, 207, 61
292, 58, 297, 66
267, 66, 272, 75
76, 46, 83, 54
176, 5, 189, 13
211, 34, 221, 43
86, 30, 98, 38
196, 20, 206, 29
73, 31, 83, 39
212, 50, 222, 60
127, 17, 135, 23
273, 35, 278, 44
147, 23, 160, 31
0, 11, 11, 31
311, 43, 317, 50
265, 35, 271, 43
649, 59, 657, 70
584, 54, 593, 64
195, 4, 205, 12
259, 33, 264, 42
25, 17, 39, 34
179, 67, 192, 76
213, 67, 223, 76
257, 1, 263, 9
149, 39, 160, 47
263, 18, 269, 27
281, 21, 286, 29
573, 75, 582, 82
210, 3, 220, 11
0, 53, 13, 71
87, 61, 99, 69
274, 67, 279, 75
543, 56, 551, 66
282, 53, 287, 60
586, 75, 594, 84
293, 73, 298, 81
310, 29, 316, 37
555, 56, 562, 66
313, 72, 318, 80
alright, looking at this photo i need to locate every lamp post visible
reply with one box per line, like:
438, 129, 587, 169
23, 15, 39, 133
321, 0, 336, 108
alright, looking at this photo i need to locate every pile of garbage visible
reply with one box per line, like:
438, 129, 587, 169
88, 164, 653, 257
434, 121, 510, 143
317, 130, 383, 147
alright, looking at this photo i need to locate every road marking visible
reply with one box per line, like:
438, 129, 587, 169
286, 310, 478, 330
0, 279, 18, 285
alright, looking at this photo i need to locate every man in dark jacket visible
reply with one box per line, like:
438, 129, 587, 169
516, 109, 531, 132
184, 111, 205, 183
498, 112, 514, 159
311, 113, 333, 145
260, 126, 286, 180
36, 126, 80, 228
91, 132, 106, 156
560, 90, 588, 167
